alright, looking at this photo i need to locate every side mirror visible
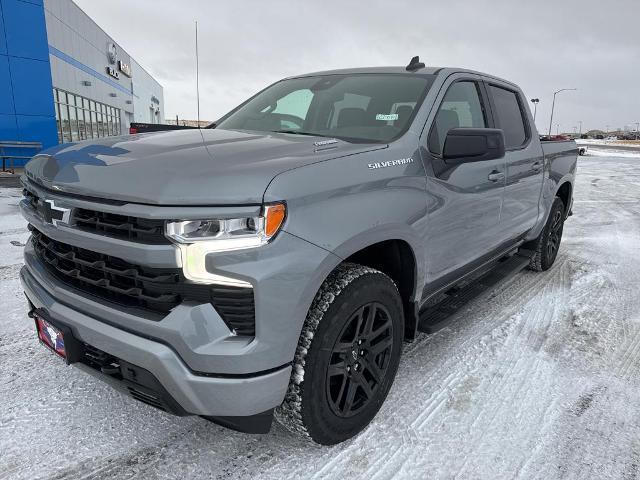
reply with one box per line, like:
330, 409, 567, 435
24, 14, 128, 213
442, 128, 505, 163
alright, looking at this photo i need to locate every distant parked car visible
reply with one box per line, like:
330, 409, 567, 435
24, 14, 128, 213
580, 134, 588, 139
605, 136, 618, 141
595, 135, 604, 139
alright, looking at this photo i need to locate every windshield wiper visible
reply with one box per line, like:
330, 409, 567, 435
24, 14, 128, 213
271, 130, 327, 137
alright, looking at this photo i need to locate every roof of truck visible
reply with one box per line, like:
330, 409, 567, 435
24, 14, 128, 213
294, 66, 444, 77
287, 66, 519, 89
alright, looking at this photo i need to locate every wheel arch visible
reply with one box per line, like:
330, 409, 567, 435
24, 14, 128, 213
555, 181, 572, 215
333, 230, 424, 341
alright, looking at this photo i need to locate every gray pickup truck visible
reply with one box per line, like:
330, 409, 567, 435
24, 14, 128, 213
19, 57, 576, 445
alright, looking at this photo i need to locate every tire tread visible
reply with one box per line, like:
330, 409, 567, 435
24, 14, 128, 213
275, 262, 396, 441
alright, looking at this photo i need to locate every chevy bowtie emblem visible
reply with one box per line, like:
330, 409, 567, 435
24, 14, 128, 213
37, 199, 71, 226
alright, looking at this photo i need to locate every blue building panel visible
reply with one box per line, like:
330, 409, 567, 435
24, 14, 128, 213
0, 54, 15, 114
2, 0, 49, 61
0, 3, 6, 55
0, 0, 55, 156
15, 113, 56, 146
0, 113, 18, 140
9, 56, 54, 116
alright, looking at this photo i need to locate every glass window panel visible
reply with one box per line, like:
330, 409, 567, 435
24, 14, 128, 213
55, 103, 62, 144
77, 109, 84, 140
428, 81, 487, 155
488, 85, 528, 148
59, 105, 71, 143
98, 113, 106, 137
86, 110, 93, 139
78, 109, 87, 140
68, 107, 78, 142
90, 111, 97, 138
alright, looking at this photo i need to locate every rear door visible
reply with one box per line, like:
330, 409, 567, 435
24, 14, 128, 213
421, 74, 506, 289
484, 82, 544, 242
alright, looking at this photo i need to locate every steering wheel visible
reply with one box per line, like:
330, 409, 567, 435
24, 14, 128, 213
273, 113, 305, 130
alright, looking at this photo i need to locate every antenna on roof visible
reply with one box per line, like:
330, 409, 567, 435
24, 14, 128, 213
406, 56, 425, 72
195, 20, 201, 127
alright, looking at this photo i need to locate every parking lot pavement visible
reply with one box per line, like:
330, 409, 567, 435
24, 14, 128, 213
2, 153, 640, 479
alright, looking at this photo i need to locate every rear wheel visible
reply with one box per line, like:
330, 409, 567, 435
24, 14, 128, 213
529, 197, 565, 271
276, 263, 404, 445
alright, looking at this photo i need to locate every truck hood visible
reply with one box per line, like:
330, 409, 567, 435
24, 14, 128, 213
24, 129, 385, 205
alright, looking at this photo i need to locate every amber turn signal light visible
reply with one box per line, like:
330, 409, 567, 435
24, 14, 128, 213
265, 203, 286, 238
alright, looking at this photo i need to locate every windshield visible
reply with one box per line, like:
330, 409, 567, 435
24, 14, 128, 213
215, 74, 436, 143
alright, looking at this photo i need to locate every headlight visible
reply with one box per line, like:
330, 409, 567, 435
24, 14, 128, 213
166, 203, 286, 285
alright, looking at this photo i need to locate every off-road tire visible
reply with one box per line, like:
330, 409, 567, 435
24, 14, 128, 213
275, 263, 404, 445
529, 196, 566, 271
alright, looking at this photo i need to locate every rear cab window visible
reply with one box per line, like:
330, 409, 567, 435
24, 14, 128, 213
487, 85, 529, 149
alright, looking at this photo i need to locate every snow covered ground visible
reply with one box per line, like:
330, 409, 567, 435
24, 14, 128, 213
578, 139, 640, 148
582, 144, 640, 159
1, 154, 640, 479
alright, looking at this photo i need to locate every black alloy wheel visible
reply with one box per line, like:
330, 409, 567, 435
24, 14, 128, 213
528, 196, 565, 271
326, 302, 394, 418
547, 208, 563, 262
276, 263, 404, 445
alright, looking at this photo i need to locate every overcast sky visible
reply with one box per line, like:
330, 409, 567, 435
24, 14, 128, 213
74, 0, 640, 134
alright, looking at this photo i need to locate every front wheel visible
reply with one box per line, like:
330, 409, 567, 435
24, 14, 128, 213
276, 263, 404, 445
529, 197, 566, 271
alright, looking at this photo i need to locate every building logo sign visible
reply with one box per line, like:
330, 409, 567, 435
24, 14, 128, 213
106, 66, 120, 79
118, 60, 132, 78
107, 42, 118, 64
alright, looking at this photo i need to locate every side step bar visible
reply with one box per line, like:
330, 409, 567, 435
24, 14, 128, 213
418, 249, 535, 334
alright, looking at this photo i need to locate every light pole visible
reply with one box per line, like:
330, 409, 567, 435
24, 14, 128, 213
635, 122, 639, 140
578, 121, 583, 135
556, 124, 560, 135
606, 125, 610, 136
530, 98, 539, 121
548, 88, 577, 135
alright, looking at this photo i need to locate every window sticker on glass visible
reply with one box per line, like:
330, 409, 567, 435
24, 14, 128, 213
375, 113, 399, 121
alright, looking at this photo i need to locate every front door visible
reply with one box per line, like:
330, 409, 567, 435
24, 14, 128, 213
421, 76, 506, 291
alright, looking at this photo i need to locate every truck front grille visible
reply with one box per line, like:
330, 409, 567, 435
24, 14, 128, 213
32, 228, 201, 312
23, 188, 169, 244
74, 208, 168, 244
30, 228, 256, 335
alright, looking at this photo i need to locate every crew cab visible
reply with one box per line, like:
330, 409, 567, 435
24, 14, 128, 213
19, 57, 576, 445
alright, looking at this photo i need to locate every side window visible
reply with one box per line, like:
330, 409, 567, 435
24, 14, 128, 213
488, 85, 528, 149
428, 81, 486, 155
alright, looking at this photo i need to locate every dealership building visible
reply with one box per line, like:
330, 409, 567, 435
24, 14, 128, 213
0, 0, 164, 166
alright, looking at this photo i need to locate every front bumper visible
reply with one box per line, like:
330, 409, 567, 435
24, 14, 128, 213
21, 264, 291, 418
